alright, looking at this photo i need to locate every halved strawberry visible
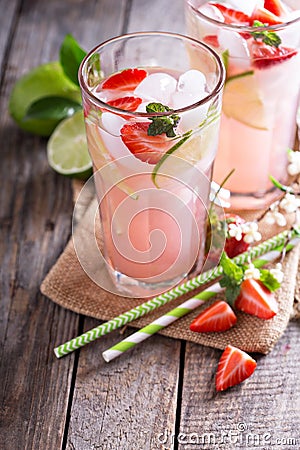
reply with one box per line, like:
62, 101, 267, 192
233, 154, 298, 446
224, 214, 249, 258
216, 345, 257, 391
203, 34, 220, 48
235, 278, 278, 319
190, 300, 237, 333
106, 96, 142, 112
251, 41, 298, 68
264, 0, 287, 17
251, 6, 283, 24
101, 68, 148, 91
210, 3, 251, 25
120, 122, 173, 164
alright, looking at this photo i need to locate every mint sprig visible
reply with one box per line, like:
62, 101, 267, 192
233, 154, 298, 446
219, 252, 244, 305
146, 102, 180, 138
251, 20, 281, 48
259, 269, 281, 292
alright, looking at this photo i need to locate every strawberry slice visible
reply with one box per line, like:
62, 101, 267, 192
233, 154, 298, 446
210, 3, 251, 25
190, 300, 237, 333
120, 122, 173, 164
224, 214, 249, 258
203, 34, 220, 48
251, 41, 298, 68
106, 96, 142, 112
235, 278, 278, 319
251, 6, 283, 24
264, 0, 287, 17
101, 68, 148, 91
216, 345, 257, 391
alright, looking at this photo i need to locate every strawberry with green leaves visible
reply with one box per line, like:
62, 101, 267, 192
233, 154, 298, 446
215, 345, 257, 391
219, 252, 281, 320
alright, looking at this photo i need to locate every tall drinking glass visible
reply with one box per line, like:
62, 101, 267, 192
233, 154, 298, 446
79, 32, 225, 297
185, 0, 300, 209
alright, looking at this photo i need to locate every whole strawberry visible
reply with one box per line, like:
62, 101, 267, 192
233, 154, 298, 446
224, 213, 249, 258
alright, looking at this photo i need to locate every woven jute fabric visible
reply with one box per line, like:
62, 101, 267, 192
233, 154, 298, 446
41, 182, 300, 355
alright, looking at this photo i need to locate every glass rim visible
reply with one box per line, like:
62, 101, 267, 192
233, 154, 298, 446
78, 31, 225, 118
186, 0, 300, 32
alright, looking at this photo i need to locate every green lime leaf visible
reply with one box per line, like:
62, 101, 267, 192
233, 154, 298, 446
25, 96, 82, 120
47, 110, 92, 180
60, 34, 87, 86
9, 61, 81, 136
259, 269, 281, 292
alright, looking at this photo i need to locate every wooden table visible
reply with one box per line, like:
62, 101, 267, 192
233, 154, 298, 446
1, 1, 300, 448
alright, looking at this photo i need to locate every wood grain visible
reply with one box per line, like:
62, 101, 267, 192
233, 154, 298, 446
178, 321, 300, 450
0, 0, 20, 74
66, 318, 181, 450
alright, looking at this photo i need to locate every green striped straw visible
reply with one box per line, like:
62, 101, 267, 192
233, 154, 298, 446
54, 227, 299, 358
102, 236, 299, 362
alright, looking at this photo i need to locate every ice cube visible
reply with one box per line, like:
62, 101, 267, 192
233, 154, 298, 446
199, 3, 225, 22
218, 30, 251, 70
101, 112, 126, 137
134, 72, 177, 105
171, 91, 209, 133
226, 0, 264, 16
177, 70, 207, 95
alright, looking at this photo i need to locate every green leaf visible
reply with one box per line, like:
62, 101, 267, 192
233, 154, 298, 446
219, 252, 244, 305
220, 252, 244, 282
251, 21, 281, 48
259, 269, 281, 292
60, 34, 87, 86
24, 96, 82, 121
221, 49, 229, 73
146, 102, 180, 137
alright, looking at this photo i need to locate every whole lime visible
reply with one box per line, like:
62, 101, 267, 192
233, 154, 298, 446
9, 61, 82, 136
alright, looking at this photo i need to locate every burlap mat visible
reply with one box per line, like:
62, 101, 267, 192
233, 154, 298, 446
41, 180, 300, 355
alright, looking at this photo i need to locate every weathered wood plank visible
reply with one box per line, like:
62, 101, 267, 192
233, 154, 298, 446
0, 0, 20, 74
178, 322, 300, 450
0, 0, 128, 449
66, 318, 181, 450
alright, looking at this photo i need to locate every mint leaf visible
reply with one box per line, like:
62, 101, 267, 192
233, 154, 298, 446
219, 252, 244, 305
251, 21, 281, 48
60, 34, 87, 86
24, 96, 82, 120
146, 102, 180, 138
259, 269, 281, 292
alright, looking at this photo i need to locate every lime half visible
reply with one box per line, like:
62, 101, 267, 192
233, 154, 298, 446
9, 62, 81, 136
223, 72, 269, 130
47, 111, 92, 180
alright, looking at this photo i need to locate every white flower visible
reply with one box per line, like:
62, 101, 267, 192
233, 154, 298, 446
228, 223, 243, 241
244, 263, 261, 280
242, 222, 262, 244
287, 150, 300, 176
210, 181, 231, 208
264, 210, 287, 227
280, 193, 300, 214
270, 263, 284, 284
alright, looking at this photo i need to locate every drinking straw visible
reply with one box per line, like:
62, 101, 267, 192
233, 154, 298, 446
54, 227, 299, 358
102, 236, 300, 362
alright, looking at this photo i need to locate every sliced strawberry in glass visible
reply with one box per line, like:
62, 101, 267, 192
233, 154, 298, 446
106, 96, 142, 111
264, 0, 288, 17
120, 122, 174, 164
210, 3, 251, 25
101, 68, 148, 91
251, 40, 298, 68
251, 6, 284, 24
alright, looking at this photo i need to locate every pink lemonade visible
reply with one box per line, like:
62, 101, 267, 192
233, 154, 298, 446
79, 34, 224, 295
186, 0, 300, 209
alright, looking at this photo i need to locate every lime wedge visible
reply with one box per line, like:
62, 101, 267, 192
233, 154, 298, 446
223, 72, 269, 130
9, 62, 81, 136
47, 111, 92, 180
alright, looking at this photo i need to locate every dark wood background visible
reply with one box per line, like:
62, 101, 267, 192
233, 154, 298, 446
1, 0, 300, 449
